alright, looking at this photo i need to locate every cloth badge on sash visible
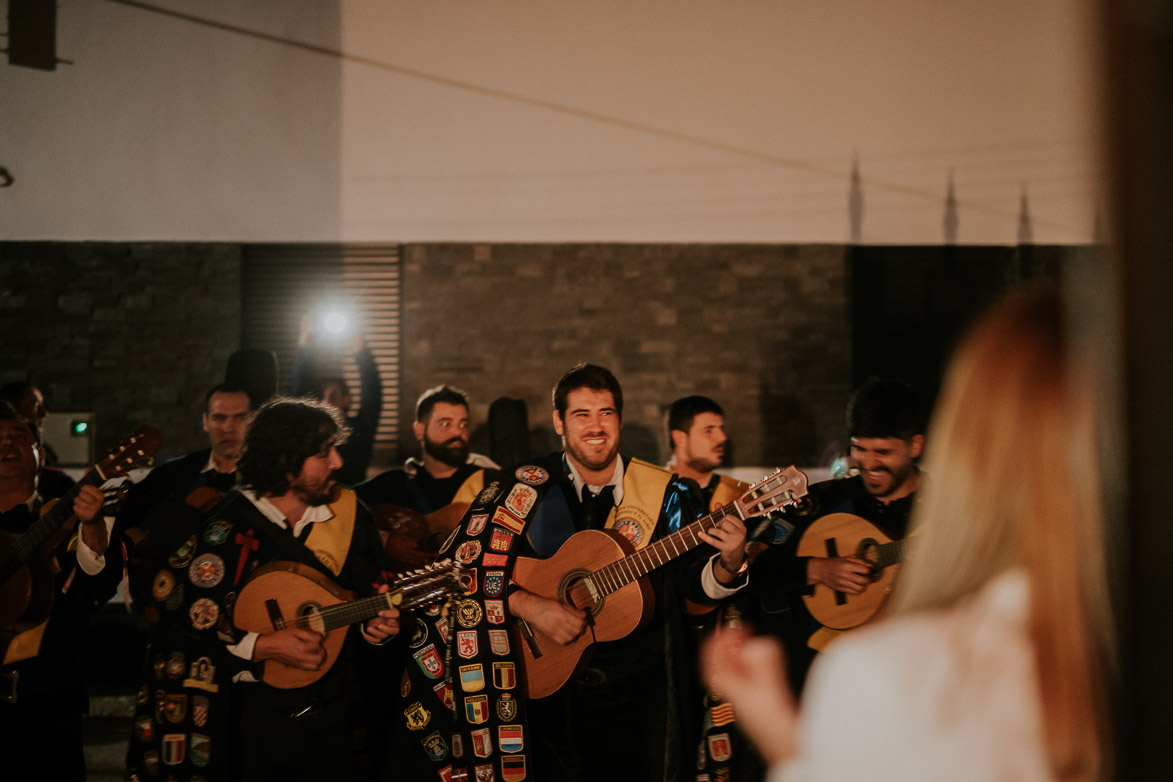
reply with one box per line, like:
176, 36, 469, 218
714, 767, 731, 782
414, 643, 445, 679
477, 481, 503, 506
452, 732, 464, 758
492, 662, 516, 690
485, 600, 505, 625
435, 616, 451, 643
189, 598, 219, 630
152, 570, 176, 601
161, 734, 186, 766
501, 753, 527, 781
203, 519, 233, 545
456, 540, 482, 565
438, 526, 460, 555
710, 702, 735, 726
488, 629, 510, 656
475, 762, 496, 781
708, 733, 732, 762
192, 695, 210, 727
401, 673, 412, 698
190, 733, 211, 768
405, 701, 432, 730
496, 692, 518, 721
168, 535, 197, 568
504, 484, 537, 518
498, 724, 524, 753
438, 764, 454, 781
141, 750, 159, 776
491, 507, 526, 535
183, 656, 219, 692
134, 715, 154, 742
514, 465, 548, 486
410, 618, 430, 649
433, 680, 454, 710
457, 630, 479, 659
613, 518, 644, 546
471, 727, 492, 757
483, 570, 504, 597
165, 651, 185, 679
457, 599, 484, 628
464, 694, 489, 724
422, 732, 449, 762
482, 553, 508, 567
459, 664, 486, 692
489, 529, 514, 552
163, 694, 188, 723
697, 775, 711, 782
467, 513, 489, 536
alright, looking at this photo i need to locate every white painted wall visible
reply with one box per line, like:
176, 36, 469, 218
1, 0, 1102, 244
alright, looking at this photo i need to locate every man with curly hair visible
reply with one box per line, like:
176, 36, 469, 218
126, 397, 399, 782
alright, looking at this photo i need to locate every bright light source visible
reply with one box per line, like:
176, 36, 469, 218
322, 312, 348, 334
70, 420, 88, 436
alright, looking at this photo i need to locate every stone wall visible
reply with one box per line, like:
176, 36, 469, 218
0, 243, 242, 463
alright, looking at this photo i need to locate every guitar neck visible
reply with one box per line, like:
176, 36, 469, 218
590, 505, 741, 596
873, 538, 906, 570
0, 469, 105, 585
283, 570, 458, 634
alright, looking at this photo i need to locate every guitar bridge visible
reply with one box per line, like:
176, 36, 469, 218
264, 598, 285, 630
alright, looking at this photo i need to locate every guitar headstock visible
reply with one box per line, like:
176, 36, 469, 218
95, 426, 162, 481
391, 559, 465, 611
735, 466, 809, 519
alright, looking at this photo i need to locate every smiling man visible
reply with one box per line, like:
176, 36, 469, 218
397, 364, 750, 782
745, 376, 925, 697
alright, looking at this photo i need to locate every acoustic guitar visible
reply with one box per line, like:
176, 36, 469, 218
368, 501, 470, 571
512, 467, 809, 698
796, 512, 907, 630
233, 559, 463, 688
0, 426, 161, 664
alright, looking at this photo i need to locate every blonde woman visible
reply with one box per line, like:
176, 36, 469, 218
703, 287, 1115, 781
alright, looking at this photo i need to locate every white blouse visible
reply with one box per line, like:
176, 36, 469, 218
772, 570, 1055, 781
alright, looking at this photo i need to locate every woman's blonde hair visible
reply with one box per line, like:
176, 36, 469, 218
893, 286, 1114, 779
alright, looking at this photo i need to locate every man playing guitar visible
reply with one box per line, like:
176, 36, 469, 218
746, 377, 925, 695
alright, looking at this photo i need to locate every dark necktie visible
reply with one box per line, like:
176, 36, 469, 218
580, 484, 615, 530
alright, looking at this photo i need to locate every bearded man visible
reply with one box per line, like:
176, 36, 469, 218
125, 398, 399, 782
355, 385, 497, 566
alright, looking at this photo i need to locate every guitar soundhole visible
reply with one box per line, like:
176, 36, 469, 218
857, 538, 882, 582
296, 601, 325, 633
558, 569, 602, 616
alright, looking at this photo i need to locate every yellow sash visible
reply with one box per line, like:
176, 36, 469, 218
604, 458, 673, 551
709, 474, 750, 512
451, 470, 486, 506
303, 487, 357, 577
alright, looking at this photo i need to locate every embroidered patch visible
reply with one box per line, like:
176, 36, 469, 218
189, 598, 219, 630
465, 694, 489, 724
467, 513, 489, 536
501, 753, 527, 781
163, 694, 187, 724
134, 715, 154, 742
485, 600, 505, 625
151, 570, 176, 601
471, 727, 492, 757
498, 723, 524, 753
203, 519, 233, 546
183, 656, 219, 692
475, 762, 496, 782
488, 629, 511, 656
514, 465, 548, 486
161, 734, 186, 766
452, 732, 464, 759
456, 540, 482, 565
614, 518, 643, 545
710, 702, 735, 727
482, 553, 508, 567
434, 616, 450, 644
192, 695, 210, 727
457, 599, 484, 628
708, 733, 732, 762
492, 662, 516, 690
409, 617, 429, 649
190, 733, 211, 767
433, 680, 454, 710
189, 553, 225, 589
404, 701, 431, 731
460, 567, 479, 595
168, 535, 197, 568
437, 526, 460, 555
165, 651, 185, 679
496, 692, 518, 721
504, 484, 537, 518
414, 643, 445, 679
476, 481, 502, 506
459, 663, 486, 692
421, 731, 449, 762
492, 507, 526, 535
457, 630, 479, 659
489, 529, 515, 552
483, 570, 505, 597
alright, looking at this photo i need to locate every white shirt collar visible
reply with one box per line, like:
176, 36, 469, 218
564, 454, 625, 505
241, 488, 334, 538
